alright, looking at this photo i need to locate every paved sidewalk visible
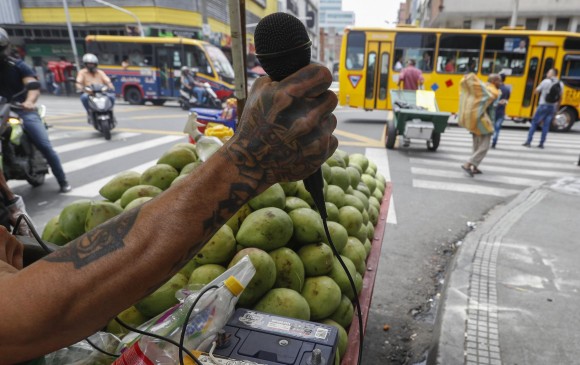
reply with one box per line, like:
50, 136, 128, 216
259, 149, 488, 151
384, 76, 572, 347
430, 176, 580, 365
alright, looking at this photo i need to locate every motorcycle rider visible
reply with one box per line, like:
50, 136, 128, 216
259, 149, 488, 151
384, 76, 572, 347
180, 66, 207, 105
0, 28, 71, 193
76, 53, 115, 120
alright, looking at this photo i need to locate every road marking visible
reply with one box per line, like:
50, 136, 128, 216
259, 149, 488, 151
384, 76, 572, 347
411, 167, 542, 187
51, 125, 187, 136
412, 179, 519, 197
380, 124, 386, 147
436, 143, 580, 158
410, 158, 577, 178
8, 135, 183, 189
53, 132, 140, 153
432, 152, 580, 171
441, 133, 580, 148
123, 114, 186, 120
366, 148, 397, 224
334, 129, 383, 146
70, 159, 158, 198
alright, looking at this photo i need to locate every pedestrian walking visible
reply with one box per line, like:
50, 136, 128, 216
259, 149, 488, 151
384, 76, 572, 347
398, 59, 424, 91
491, 73, 511, 148
458, 73, 501, 177
523, 68, 563, 149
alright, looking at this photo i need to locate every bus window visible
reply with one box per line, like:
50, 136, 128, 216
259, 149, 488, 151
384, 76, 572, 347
124, 43, 153, 67
482, 36, 528, 76
563, 37, 580, 51
365, 52, 376, 99
437, 34, 482, 74
346, 31, 365, 70
184, 45, 213, 77
393, 33, 436, 72
523, 57, 538, 107
561, 55, 580, 88
88, 42, 120, 66
379, 53, 389, 100
204, 44, 235, 84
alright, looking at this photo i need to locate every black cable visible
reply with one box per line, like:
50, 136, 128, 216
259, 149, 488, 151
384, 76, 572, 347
114, 317, 201, 365
322, 218, 364, 365
13, 214, 54, 253
179, 285, 219, 365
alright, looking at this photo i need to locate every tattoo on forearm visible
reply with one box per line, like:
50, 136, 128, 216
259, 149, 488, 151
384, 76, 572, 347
44, 208, 141, 269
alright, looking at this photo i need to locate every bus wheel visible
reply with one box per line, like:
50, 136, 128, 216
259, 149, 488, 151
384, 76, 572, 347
125, 87, 144, 105
151, 100, 165, 106
385, 120, 397, 149
551, 107, 576, 132
427, 131, 440, 151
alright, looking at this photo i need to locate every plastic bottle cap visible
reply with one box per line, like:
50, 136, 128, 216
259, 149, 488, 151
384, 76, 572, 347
224, 276, 244, 297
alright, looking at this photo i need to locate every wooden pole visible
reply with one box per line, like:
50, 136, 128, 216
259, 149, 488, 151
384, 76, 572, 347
228, 0, 248, 124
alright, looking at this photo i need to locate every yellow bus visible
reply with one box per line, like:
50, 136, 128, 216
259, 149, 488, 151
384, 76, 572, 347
338, 27, 580, 132
85, 35, 235, 106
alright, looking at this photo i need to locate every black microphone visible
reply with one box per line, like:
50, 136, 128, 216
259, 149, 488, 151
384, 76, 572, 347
254, 12, 327, 219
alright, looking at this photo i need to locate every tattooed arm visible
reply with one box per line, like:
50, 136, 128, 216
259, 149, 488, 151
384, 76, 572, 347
0, 64, 337, 363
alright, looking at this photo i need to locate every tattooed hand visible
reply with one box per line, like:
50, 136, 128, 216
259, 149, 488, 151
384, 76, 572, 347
0, 226, 23, 270
224, 64, 338, 186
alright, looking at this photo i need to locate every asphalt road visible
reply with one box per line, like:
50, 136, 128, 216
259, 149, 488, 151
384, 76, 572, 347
11, 94, 580, 364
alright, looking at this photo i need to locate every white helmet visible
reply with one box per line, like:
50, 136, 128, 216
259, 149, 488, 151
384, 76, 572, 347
82, 53, 99, 65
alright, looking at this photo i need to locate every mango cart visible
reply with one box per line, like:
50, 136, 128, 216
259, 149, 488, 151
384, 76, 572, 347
386, 90, 451, 151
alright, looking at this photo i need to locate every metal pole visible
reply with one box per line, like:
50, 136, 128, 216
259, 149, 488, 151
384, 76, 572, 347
228, 0, 248, 121
62, 0, 80, 70
93, 0, 145, 37
510, 0, 519, 27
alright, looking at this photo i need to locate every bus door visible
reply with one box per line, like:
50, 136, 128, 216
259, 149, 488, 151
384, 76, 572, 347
364, 41, 392, 110
522, 46, 558, 117
155, 46, 179, 98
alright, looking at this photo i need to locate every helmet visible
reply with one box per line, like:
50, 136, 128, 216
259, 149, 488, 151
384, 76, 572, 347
0, 28, 10, 61
82, 53, 98, 73
181, 66, 189, 73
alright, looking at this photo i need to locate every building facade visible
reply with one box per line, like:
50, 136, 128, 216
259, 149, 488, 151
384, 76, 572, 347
417, 0, 580, 31
318, 0, 354, 70
1, 0, 279, 67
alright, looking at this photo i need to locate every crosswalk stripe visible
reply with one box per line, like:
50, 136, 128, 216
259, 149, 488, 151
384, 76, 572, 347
8, 135, 183, 189
412, 179, 520, 197
435, 142, 579, 156
441, 134, 579, 148
437, 146, 580, 163
431, 152, 580, 171
70, 159, 158, 198
411, 167, 542, 187
54, 133, 140, 153
443, 129, 580, 144
410, 158, 576, 178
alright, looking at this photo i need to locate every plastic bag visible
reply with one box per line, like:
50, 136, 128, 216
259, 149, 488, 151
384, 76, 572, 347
42, 332, 122, 365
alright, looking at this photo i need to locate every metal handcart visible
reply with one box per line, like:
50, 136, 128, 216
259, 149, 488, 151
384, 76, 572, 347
386, 90, 451, 151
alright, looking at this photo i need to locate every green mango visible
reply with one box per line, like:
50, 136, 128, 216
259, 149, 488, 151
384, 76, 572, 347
225, 204, 252, 235
279, 181, 298, 196
236, 207, 293, 251
140, 164, 178, 191
157, 147, 197, 171
41, 215, 69, 246
58, 200, 92, 240
321, 319, 348, 358
254, 288, 311, 321
99, 171, 141, 202
194, 225, 236, 265
329, 295, 354, 329
298, 243, 334, 277
301, 276, 341, 320
106, 306, 148, 338
180, 161, 203, 176
188, 264, 226, 287
248, 183, 286, 210
289, 208, 325, 245
120, 185, 162, 208
124, 197, 153, 211
229, 248, 277, 307
284, 197, 311, 212
269, 247, 305, 292
135, 273, 188, 317
85, 201, 123, 232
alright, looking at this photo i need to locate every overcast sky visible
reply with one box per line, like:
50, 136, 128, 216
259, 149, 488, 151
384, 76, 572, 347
342, 0, 401, 27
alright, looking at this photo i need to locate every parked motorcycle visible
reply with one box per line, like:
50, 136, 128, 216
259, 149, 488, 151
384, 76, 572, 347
0, 81, 49, 186
179, 82, 222, 111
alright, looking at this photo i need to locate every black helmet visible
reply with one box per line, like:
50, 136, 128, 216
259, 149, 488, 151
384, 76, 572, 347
0, 28, 10, 61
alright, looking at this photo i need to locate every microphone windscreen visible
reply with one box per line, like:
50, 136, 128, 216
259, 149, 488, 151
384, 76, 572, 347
255, 12, 311, 81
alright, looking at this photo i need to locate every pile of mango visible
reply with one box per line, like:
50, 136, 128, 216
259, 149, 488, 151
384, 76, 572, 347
42, 143, 386, 364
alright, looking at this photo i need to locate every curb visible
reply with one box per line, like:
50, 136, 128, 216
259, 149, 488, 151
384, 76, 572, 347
427, 182, 545, 365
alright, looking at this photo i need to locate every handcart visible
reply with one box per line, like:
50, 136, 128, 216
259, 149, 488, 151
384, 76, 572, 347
386, 90, 451, 151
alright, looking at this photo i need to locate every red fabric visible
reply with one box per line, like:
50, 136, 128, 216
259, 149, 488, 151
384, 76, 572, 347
399, 66, 424, 90
47, 61, 73, 83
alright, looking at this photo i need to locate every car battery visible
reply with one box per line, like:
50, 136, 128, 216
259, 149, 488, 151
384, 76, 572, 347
404, 119, 434, 139
212, 308, 339, 365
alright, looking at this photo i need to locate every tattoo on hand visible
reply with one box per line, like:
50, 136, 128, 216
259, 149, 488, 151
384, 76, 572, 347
43, 208, 141, 269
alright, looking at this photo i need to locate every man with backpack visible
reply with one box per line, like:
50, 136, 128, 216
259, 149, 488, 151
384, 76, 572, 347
523, 68, 563, 148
